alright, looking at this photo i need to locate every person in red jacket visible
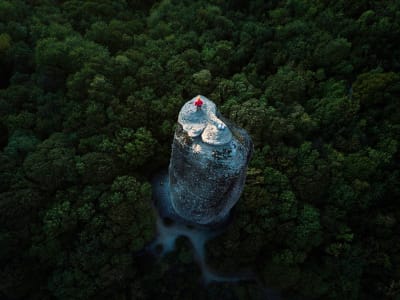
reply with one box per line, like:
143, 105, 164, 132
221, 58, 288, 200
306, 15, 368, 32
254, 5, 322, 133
194, 96, 203, 110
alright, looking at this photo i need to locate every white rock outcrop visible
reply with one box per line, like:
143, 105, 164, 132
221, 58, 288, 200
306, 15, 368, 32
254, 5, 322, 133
166, 95, 253, 226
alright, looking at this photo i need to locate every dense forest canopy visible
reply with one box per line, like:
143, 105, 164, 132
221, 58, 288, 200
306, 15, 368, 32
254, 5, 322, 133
0, 0, 399, 299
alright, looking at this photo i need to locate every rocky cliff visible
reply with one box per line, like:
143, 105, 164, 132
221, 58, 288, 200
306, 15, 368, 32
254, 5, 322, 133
154, 95, 252, 228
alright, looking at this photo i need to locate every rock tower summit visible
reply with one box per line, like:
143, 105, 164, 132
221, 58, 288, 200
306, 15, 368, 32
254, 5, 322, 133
154, 95, 253, 228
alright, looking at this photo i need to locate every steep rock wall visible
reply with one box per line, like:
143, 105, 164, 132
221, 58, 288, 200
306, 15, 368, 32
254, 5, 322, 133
167, 95, 253, 226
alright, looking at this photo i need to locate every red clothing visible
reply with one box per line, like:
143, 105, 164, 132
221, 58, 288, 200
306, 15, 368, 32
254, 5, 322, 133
194, 98, 203, 107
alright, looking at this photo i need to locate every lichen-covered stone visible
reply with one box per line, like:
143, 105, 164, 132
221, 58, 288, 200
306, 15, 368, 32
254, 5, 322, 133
167, 95, 253, 226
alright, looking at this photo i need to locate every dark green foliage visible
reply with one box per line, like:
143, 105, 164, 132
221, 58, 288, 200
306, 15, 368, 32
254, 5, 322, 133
1, 0, 399, 299
78, 152, 116, 184
23, 133, 78, 191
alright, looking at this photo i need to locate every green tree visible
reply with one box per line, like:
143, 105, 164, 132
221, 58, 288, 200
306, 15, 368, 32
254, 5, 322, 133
23, 133, 78, 191
117, 127, 157, 168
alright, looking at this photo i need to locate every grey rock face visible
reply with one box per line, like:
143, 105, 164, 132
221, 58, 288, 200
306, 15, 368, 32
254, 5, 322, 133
168, 95, 253, 226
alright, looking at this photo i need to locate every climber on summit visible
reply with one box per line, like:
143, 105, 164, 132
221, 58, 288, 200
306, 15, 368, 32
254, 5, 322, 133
194, 96, 203, 110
